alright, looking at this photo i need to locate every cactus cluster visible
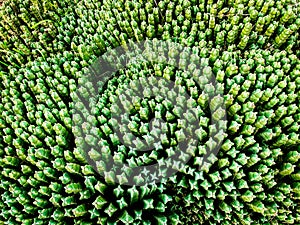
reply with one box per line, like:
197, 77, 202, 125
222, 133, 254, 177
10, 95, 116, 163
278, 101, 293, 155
0, 0, 299, 224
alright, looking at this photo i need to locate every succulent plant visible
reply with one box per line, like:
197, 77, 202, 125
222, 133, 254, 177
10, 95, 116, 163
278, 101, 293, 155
0, 0, 299, 224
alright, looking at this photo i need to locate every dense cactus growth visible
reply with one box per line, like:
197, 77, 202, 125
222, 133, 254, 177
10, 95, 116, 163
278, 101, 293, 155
0, 0, 299, 224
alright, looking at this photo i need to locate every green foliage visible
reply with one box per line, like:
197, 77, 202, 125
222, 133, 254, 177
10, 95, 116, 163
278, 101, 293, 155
0, 0, 299, 224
